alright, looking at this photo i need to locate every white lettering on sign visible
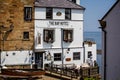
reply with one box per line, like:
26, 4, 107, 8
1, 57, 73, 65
49, 21, 69, 26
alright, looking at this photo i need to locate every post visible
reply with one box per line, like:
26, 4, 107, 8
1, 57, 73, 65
61, 28, 64, 74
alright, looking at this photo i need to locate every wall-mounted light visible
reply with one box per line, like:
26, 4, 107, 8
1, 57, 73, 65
6, 53, 8, 56
29, 53, 31, 55
66, 48, 70, 54
13, 52, 16, 55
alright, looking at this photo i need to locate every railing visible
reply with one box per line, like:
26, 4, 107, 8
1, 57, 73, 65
45, 64, 100, 79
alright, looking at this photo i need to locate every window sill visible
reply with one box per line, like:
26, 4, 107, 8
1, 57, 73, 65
22, 39, 30, 41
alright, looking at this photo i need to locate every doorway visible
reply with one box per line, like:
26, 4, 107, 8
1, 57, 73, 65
35, 52, 43, 69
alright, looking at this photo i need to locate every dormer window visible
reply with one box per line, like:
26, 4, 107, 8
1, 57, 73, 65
43, 29, 54, 43
65, 8, 71, 20
63, 29, 73, 42
24, 7, 32, 21
46, 8, 53, 19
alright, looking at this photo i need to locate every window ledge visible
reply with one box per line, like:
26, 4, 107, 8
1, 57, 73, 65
22, 39, 30, 41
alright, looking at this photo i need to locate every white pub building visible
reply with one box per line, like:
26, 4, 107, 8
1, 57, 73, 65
34, 0, 97, 69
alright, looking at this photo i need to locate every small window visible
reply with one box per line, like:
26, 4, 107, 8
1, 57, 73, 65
23, 32, 29, 40
63, 29, 73, 42
65, 8, 71, 20
54, 53, 61, 61
88, 51, 92, 58
43, 29, 54, 43
24, 7, 32, 21
46, 8, 52, 19
73, 52, 80, 60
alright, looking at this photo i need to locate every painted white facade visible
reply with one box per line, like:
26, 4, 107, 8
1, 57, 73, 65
99, 1, 120, 80
1, 51, 33, 66
35, 7, 84, 68
35, 6, 97, 68
84, 43, 97, 63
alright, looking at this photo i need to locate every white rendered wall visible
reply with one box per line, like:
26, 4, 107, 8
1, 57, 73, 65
71, 9, 83, 20
1, 51, 33, 66
35, 8, 46, 19
35, 8, 84, 20
43, 48, 83, 66
35, 21, 83, 49
84, 44, 97, 62
35, 7, 84, 67
102, 1, 120, 80
53, 8, 65, 20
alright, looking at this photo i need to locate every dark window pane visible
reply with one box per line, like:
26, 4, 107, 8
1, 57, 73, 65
24, 7, 32, 21
46, 8, 52, 19
88, 51, 92, 58
65, 9, 71, 20
54, 53, 61, 61
23, 32, 29, 39
73, 52, 80, 60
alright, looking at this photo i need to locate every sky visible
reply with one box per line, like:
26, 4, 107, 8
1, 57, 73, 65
80, 0, 116, 32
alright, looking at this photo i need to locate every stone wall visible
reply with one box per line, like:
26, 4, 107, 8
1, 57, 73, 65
0, 0, 34, 51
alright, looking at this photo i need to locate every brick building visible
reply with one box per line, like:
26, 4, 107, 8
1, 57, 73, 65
0, 0, 34, 68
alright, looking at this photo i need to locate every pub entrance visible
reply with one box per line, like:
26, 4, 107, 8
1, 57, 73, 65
35, 52, 43, 69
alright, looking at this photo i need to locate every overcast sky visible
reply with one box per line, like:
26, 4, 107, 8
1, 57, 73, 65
80, 0, 116, 32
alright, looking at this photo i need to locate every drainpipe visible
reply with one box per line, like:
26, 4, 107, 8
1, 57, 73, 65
61, 28, 64, 68
100, 29, 107, 80
99, 20, 107, 80
83, 42, 85, 63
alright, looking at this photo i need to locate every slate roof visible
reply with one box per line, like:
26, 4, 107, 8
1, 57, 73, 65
35, 0, 85, 10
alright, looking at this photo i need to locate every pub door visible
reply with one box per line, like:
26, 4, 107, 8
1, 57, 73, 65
35, 52, 43, 69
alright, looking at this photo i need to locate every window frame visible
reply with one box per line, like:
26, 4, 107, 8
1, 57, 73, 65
65, 8, 71, 20
46, 8, 53, 19
88, 51, 92, 58
24, 7, 32, 21
73, 52, 80, 60
23, 31, 29, 40
43, 29, 54, 43
63, 29, 73, 42
54, 53, 61, 61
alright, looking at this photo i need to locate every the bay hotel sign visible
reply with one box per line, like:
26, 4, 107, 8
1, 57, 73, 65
49, 21, 69, 26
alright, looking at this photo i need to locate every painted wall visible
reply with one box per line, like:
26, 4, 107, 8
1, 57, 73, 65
35, 7, 84, 67
102, 1, 120, 80
35, 8, 84, 20
35, 21, 83, 49
43, 48, 83, 66
84, 43, 97, 63
1, 51, 33, 66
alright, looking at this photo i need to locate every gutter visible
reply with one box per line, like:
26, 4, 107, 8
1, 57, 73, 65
99, 20, 107, 80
